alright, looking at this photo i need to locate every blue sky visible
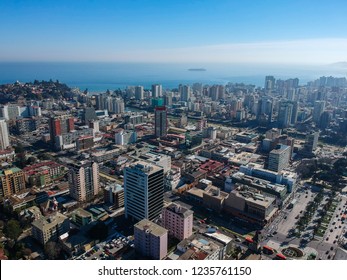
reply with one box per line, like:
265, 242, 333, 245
1, 0, 347, 63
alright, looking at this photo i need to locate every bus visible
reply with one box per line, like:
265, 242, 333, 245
245, 236, 254, 243
262, 245, 274, 255
275, 253, 287, 260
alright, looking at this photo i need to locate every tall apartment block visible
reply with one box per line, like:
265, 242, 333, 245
49, 114, 74, 143
151, 84, 162, 98
124, 161, 164, 221
0, 118, 10, 150
277, 100, 293, 128
161, 203, 193, 241
268, 145, 291, 172
154, 106, 167, 138
313, 100, 325, 124
0, 167, 26, 197
135, 86, 144, 100
134, 219, 168, 260
68, 161, 99, 202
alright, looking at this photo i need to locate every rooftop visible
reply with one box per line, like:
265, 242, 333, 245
164, 203, 193, 218
32, 212, 69, 231
134, 219, 168, 237
128, 161, 162, 175
73, 208, 93, 218
270, 144, 290, 154
0, 167, 23, 176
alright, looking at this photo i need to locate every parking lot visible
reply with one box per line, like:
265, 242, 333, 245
76, 231, 134, 260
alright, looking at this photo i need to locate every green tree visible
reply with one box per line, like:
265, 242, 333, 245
44, 241, 62, 260
4, 220, 22, 240
26, 156, 37, 165
88, 222, 108, 240
38, 153, 54, 161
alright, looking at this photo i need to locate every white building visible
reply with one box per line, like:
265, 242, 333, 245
0, 118, 10, 150
68, 161, 100, 202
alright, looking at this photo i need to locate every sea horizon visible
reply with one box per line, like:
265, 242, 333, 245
0, 61, 346, 93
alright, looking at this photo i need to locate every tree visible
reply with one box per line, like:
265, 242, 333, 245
88, 222, 108, 241
23, 248, 32, 257
38, 153, 54, 161
4, 220, 22, 240
14, 143, 25, 154
26, 156, 37, 165
44, 241, 62, 260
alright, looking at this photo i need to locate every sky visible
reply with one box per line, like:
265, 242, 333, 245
1, 0, 347, 64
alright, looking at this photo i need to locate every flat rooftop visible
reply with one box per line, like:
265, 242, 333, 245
128, 161, 162, 174
165, 203, 193, 218
32, 212, 68, 231
134, 219, 167, 237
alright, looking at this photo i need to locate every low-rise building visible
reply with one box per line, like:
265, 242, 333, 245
231, 172, 288, 202
91, 148, 121, 163
23, 161, 65, 188
240, 163, 296, 192
161, 203, 193, 241
134, 219, 168, 260
32, 212, 70, 245
203, 186, 229, 213
72, 208, 93, 227
224, 185, 277, 227
176, 233, 224, 260
103, 183, 124, 209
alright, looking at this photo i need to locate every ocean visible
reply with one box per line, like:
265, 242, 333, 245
0, 62, 346, 93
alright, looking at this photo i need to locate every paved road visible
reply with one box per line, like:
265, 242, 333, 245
262, 191, 347, 259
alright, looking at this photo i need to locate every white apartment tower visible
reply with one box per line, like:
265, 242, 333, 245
68, 161, 100, 202
0, 118, 10, 150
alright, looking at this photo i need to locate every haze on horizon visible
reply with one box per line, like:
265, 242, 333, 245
1, 0, 347, 65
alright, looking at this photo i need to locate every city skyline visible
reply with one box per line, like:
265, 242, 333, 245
1, 0, 347, 64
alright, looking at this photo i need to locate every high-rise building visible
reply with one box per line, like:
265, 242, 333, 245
151, 84, 162, 98
319, 111, 331, 130
32, 213, 70, 245
163, 92, 173, 107
114, 130, 137, 145
83, 107, 97, 124
257, 96, 273, 123
68, 161, 99, 202
95, 94, 124, 114
265, 76, 276, 91
304, 132, 319, 153
0, 167, 26, 197
0, 118, 10, 150
209, 85, 225, 101
134, 219, 168, 260
290, 101, 298, 125
268, 145, 291, 172
135, 86, 144, 100
49, 115, 75, 144
277, 101, 293, 128
111, 98, 124, 114
313, 100, 325, 124
124, 161, 164, 221
180, 85, 191, 102
154, 106, 167, 138
161, 203, 193, 241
